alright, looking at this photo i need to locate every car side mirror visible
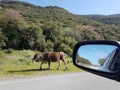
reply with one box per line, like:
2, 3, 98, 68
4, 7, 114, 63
73, 40, 120, 82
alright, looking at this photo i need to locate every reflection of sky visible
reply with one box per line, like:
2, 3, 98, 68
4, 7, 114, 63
78, 45, 117, 65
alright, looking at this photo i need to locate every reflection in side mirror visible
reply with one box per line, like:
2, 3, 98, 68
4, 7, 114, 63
76, 44, 119, 73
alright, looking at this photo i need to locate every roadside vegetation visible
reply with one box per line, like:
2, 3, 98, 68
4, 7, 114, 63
0, 1, 120, 56
0, 49, 82, 79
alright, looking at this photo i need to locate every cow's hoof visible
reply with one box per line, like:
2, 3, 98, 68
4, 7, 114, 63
56, 68, 60, 70
40, 68, 42, 70
47, 68, 50, 70
66, 67, 69, 70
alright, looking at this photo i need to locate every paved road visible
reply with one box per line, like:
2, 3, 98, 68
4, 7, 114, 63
0, 72, 120, 90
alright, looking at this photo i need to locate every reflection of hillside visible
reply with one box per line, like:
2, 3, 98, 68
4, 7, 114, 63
76, 54, 92, 65
99, 58, 105, 66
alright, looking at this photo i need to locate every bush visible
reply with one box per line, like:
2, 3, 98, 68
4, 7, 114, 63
19, 58, 31, 65
58, 43, 72, 56
4, 49, 14, 54
0, 50, 34, 66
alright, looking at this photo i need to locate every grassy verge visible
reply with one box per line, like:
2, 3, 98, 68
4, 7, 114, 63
0, 49, 82, 79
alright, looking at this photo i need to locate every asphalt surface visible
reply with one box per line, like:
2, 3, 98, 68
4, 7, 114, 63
0, 72, 120, 90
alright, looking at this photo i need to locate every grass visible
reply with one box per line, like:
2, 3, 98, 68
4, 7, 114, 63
0, 50, 82, 79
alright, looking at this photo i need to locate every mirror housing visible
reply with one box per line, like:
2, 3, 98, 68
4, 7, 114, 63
73, 40, 120, 81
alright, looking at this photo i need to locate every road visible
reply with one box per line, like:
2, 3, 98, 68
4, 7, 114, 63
0, 72, 120, 90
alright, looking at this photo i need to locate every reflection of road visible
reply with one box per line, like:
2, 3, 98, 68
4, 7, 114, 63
0, 72, 120, 90
88, 65, 100, 69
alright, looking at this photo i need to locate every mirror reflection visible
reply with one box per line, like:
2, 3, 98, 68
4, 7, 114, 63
76, 44, 118, 73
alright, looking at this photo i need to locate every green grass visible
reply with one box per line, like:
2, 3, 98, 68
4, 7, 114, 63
0, 50, 82, 79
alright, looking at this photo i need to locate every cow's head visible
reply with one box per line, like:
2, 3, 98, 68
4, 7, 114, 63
32, 52, 43, 63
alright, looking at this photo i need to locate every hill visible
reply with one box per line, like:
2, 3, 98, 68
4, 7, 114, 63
81, 14, 120, 26
0, 1, 120, 56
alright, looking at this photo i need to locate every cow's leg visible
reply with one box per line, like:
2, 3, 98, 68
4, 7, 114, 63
62, 60, 69, 70
48, 61, 51, 70
57, 60, 61, 70
40, 62, 43, 70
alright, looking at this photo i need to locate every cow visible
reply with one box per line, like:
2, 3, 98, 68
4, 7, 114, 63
32, 52, 68, 70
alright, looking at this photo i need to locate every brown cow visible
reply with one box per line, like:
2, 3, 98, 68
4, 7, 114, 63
32, 52, 68, 70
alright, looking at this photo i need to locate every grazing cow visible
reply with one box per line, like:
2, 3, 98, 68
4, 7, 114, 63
32, 52, 68, 70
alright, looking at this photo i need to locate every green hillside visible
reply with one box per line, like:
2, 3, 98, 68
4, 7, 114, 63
0, 1, 120, 56
81, 14, 120, 26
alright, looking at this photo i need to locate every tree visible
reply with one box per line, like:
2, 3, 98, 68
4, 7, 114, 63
58, 43, 72, 56
99, 58, 105, 66
20, 24, 46, 50
1, 9, 28, 49
45, 40, 54, 52
0, 28, 7, 49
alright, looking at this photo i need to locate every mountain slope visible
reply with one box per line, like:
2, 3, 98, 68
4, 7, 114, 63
81, 14, 120, 25
0, 1, 105, 27
0, 1, 120, 55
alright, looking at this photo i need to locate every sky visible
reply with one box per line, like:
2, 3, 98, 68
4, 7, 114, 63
19, 0, 120, 15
